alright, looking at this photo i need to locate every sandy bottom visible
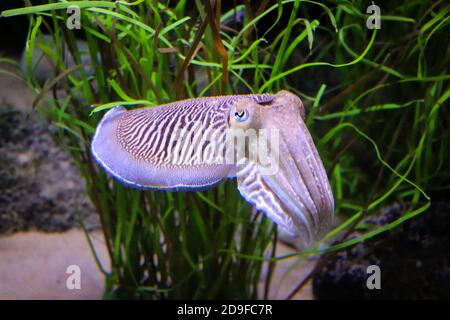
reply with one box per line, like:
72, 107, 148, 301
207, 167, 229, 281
0, 230, 313, 300
0, 230, 109, 299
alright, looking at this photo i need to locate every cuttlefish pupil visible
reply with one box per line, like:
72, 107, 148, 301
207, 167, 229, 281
234, 110, 248, 121
91, 90, 334, 246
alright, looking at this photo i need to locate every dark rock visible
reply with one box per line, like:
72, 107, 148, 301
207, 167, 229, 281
313, 203, 450, 299
0, 108, 99, 234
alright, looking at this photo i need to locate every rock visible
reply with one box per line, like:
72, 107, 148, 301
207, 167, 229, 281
0, 108, 99, 234
312, 203, 450, 299
0, 62, 35, 113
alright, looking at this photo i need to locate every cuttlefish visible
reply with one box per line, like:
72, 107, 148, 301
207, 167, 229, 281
91, 90, 334, 244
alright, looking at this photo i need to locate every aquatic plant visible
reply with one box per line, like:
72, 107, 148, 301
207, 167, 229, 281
2, 0, 447, 299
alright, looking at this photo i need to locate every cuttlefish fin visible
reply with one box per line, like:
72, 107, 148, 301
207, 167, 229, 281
91, 104, 233, 191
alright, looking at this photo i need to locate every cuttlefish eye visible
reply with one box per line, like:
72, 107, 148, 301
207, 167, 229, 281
234, 109, 249, 122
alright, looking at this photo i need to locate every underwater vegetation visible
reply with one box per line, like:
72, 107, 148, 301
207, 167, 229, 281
1, 0, 448, 299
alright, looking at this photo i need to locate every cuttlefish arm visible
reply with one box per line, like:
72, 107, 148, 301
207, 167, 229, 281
230, 91, 334, 243
91, 91, 334, 242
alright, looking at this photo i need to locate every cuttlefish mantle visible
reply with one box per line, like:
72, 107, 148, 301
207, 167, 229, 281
91, 90, 334, 244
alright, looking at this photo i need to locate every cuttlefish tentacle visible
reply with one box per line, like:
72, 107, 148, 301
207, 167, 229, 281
233, 91, 334, 242
91, 90, 334, 243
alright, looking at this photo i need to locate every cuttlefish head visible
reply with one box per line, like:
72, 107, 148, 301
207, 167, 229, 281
228, 90, 334, 245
